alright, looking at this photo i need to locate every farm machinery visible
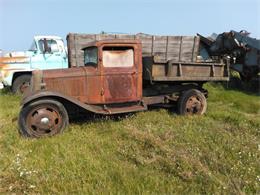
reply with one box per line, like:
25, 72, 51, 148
199, 30, 260, 84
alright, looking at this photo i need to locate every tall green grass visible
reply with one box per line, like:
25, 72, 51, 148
0, 84, 259, 194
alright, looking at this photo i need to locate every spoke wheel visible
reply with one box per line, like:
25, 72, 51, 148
19, 99, 69, 138
26, 105, 62, 136
178, 89, 207, 115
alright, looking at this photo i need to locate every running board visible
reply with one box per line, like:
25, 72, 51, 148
101, 103, 148, 114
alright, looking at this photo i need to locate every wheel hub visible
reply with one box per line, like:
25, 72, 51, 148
40, 117, 50, 125
186, 96, 202, 114
26, 105, 62, 136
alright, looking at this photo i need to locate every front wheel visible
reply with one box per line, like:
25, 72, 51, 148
178, 89, 207, 115
18, 99, 69, 138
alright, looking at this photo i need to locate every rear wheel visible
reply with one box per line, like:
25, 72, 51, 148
18, 99, 69, 138
12, 74, 31, 94
178, 89, 207, 115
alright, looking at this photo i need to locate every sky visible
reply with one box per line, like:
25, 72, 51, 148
0, 0, 259, 51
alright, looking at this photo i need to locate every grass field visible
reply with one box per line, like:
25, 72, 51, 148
0, 83, 259, 194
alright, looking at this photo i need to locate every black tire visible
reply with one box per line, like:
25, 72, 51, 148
18, 99, 69, 138
178, 89, 207, 115
12, 74, 31, 94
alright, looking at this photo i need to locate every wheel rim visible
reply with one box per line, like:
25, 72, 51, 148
26, 104, 62, 137
185, 95, 203, 114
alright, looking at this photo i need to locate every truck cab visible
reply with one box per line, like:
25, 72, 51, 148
0, 35, 68, 93
29, 36, 67, 70
82, 40, 143, 104
26, 40, 143, 105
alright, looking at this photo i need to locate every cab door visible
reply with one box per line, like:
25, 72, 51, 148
101, 45, 141, 104
82, 46, 103, 104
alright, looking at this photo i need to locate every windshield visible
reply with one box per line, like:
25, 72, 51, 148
38, 39, 58, 53
84, 47, 98, 66
29, 41, 37, 51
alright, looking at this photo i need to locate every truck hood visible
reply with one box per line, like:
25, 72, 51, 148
0, 55, 29, 63
0, 55, 30, 81
0, 50, 33, 67
0, 56, 30, 69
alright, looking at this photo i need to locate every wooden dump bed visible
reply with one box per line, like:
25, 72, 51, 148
67, 33, 229, 82
142, 57, 229, 82
67, 33, 200, 66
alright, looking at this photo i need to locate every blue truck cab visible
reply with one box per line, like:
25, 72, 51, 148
0, 35, 68, 93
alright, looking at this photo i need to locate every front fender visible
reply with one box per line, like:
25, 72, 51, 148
1, 69, 34, 86
21, 90, 107, 114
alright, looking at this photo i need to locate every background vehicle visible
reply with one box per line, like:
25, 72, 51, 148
18, 33, 229, 138
0, 36, 68, 93
199, 30, 260, 85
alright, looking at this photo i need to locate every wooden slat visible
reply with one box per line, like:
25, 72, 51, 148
152, 76, 229, 81
68, 33, 201, 67
115, 34, 135, 39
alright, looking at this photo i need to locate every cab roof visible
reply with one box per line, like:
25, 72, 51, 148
34, 36, 63, 41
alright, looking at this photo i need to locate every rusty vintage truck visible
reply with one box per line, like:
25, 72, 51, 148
18, 33, 229, 138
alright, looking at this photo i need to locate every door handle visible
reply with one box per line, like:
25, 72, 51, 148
131, 71, 137, 75
100, 88, 104, 96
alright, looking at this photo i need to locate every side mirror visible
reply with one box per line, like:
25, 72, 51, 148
29, 49, 37, 54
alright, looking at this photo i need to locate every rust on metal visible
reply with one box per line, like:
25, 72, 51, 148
42, 67, 88, 102
0, 56, 29, 64
0, 56, 29, 78
39, 40, 143, 105
100, 41, 142, 104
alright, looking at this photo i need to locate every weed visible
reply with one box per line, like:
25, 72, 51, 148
0, 84, 259, 194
